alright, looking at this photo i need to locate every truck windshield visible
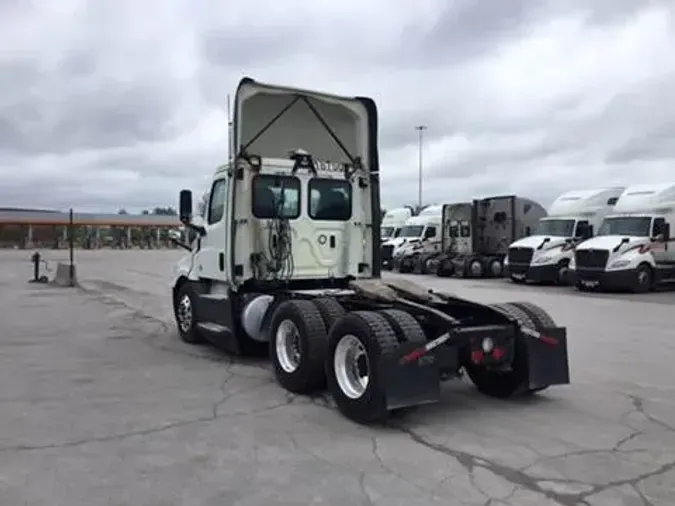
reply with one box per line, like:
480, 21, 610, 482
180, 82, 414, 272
534, 219, 576, 237
381, 226, 394, 237
399, 225, 423, 238
597, 217, 652, 237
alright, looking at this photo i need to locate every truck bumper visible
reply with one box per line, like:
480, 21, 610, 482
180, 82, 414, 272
507, 263, 563, 284
572, 268, 636, 290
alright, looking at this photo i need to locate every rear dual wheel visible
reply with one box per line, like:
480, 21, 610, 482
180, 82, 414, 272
268, 296, 347, 394
326, 309, 426, 424
269, 298, 427, 424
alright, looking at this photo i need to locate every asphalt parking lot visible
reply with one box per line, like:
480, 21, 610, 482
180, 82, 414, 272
1, 250, 674, 506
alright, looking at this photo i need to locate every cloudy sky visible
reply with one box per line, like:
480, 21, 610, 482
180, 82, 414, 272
1, 0, 673, 213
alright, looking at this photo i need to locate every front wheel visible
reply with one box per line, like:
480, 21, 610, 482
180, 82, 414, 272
632, 264, 653, 293
174, 283, 204, 344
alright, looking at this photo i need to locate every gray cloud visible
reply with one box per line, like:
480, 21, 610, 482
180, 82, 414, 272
0, 0, 673, 212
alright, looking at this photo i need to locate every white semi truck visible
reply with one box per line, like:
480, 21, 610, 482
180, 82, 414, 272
170, 77, 571, 425
571, 183, 675, 293
380, 207, 412, 242
389, 206, 443, 272
505, 187, 624, 285
380, 205, 442, 270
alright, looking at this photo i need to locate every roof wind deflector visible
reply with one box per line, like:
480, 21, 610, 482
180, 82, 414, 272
238, 94, 360, 174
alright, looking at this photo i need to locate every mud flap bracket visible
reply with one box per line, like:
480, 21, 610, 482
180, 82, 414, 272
525, 327, 570, 390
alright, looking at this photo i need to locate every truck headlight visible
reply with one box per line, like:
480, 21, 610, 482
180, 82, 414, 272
609, 259, 631, 269
532, 255, 553, 265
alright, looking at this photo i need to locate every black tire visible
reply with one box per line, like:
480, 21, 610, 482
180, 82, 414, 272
464, 302, 545, 398
437, 258, 454, 277
174, 282, 205, 344
269, 299, 329, 394
555, 261, 570, 285
378, 309, 426, 344
488, 258, 503, 278
312, 297, 346, 333
467, 258, 484, 278
399, 257, 413, 274
326, 311, 400, 424
632, 264, 653, 294
509, 302, 556, 328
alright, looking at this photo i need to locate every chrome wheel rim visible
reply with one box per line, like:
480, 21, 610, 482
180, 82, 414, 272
334, 334, 369, 399
276, 319, 302, 373
177, 294, 192, 333
471, 261, 483, 276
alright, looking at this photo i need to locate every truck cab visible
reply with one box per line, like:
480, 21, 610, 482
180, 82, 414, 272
571, 183, 675, 293
380, 207, 412, 242
506, 187, 624, 285
390, 210, 443, 272
168, 78, 571, 426
172, 77, 379, 353
429, 202, 473, 276
448, 195, 546, 279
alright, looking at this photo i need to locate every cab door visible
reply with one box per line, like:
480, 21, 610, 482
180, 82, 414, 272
196, 176, 229, 282
651, 217, 670, 267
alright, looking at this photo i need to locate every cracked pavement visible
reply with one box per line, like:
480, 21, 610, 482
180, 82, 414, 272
1, 250, 674, 506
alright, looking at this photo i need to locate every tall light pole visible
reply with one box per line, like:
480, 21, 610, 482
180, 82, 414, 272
415, 125, 427, 211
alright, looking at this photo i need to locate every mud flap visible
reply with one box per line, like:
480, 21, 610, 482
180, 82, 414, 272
379, 343, 457, 411
526, 327, 570, 390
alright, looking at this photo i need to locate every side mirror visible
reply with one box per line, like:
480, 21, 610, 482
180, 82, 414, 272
179, 189, 193, 223
525, 226, 531, 237
663, 223, 670, 241
179, 189, 206, 237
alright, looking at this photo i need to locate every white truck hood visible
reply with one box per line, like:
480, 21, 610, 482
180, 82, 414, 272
576, 236, 648, 252
510, 235, 569, 250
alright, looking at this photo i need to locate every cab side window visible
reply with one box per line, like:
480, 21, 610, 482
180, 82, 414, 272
424, 226, 436, 239
652, 217, 666, 237
208, 179, 228, 224
575, 220, 589, 237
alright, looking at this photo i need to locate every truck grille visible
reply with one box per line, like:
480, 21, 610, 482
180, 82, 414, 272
381, 244, 394, 263
508, 247, 534, 265
575, 249, 609, 269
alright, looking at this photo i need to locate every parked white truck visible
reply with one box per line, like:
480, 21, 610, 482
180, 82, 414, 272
389, 206, 443, 272
506, 187, 624, 285
571, 183, 675, 293
380, 207, 412, 242
380, 205, 442, 270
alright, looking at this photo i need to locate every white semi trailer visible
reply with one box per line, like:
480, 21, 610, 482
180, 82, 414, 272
571, 183, 675, 293
505, 187, 624, 285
